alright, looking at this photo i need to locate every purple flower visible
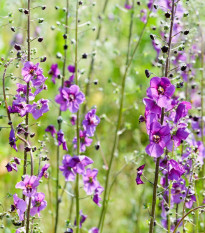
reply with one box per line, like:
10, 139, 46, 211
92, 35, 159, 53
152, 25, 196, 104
72, 155, 93, 174
6, 163, 17, 172
143, 98, 161, 115
70, 115, 77, 125
73, 130, 93, 152
171, 179, 186, 204
49, 64, 60, 84
22, 62, 46, 88
9, 128, 18, 151
57, 130, 68, 151
172, 127, 189, 147
15, 175, 39, 197
15, 227, 26, 233
28, 99, 49, 120
83, 108, 100, 137
55, 85, 85, 113
83, 168, 99, 195
68, 65, 75, 73
45, 125, 57, 137
145, 122, 172, 158
185, 189, 196, 209
124, 3, 132, 10
64, 75, 75, 87
174, 101, 192, 123
140, 9, 147, 23
89, 228, 99, 233
30, 192, 47, 217
11, 194, 27, 221
93, 184, 104, 207
168, 159, 185, 180
38, 164, 50, 179
8, 102, 29, 117
136, 164, 145, 185
74, 210, 87, 228
59, 155, 79, 181
147, 77, 175, 108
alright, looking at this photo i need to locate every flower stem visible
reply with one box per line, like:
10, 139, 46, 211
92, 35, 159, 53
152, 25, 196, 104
173, 205, 205, 233
83, 0, 109, 113
98, 3, 154, 232
54, 1, 69, 232
149, 1, 176, 232
74, 0, 80, 232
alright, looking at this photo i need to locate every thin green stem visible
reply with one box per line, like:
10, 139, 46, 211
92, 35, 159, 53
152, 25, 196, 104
54, 1, 69, 232
74, 1, 80, 232
98, 3, 154, 232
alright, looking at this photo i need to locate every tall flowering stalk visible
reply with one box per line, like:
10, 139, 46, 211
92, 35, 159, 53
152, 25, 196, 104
54, 1, 69, 232
98, 2, 155, 232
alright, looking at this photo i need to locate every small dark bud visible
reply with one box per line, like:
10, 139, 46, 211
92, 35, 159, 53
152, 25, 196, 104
176, 82, 184, 88
17, 52, 22, 58
32, 147, 37, 152
193, 116, 199, 122
165, 206, 169, 211
64, 229, 73, 233
8, 121, 12, 125
154, 4, 158, 9
82, 53, 87, 59
150, 34, 155, 40
41, 5, 46, 10
18, 8, 23, 13
40, 56, 47, 62
165, 12, 170, 18
24, 9, 29, 14
63, 34, 67, 39
184, 30, 189, 35
79, 1, 83, 5
161, 45, 169, 53
137, 1, 141, 5
152, 26, 156, 30
38, 37, 44, 42
38, 18, 44, 23
95, 142, 100, 150
93, 80, 98, 85
25, 146, 31, 152
30, 133, 35, 138
181, 65, 187, 71
64, 45, 68, 50
139, 115, 146, 123
145, 69, 151, 78
169, 73, 173, 78
191, 84, 196, 89
55, 6, 59, 10
174, 50, 178, 54
14, 44, 21, 51
57, 116, 63, 124
11, 26, 15, 32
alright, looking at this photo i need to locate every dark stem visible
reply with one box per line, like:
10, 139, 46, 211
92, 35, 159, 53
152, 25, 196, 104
149, 1, 176, 232
54, 1, 69, 232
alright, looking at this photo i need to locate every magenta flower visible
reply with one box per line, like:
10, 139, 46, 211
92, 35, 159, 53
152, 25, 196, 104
72, 155, 93, 174
55, 85, 85, 113
6, 163, 17, 172
68, 65, 75, 73
70, 115, 77, 125
8, 102, 29, 117
38, 164, 50, 179
136, 164, 145, 185
15, 175, 39, 197
168, 159, 185, 180
172, 127, 189, 147
28, 99, 49, 120
11, 194, 27, 221
15, 227, 26, 233
74, 210, 87, 228
89, 228, 99, 233
57, 130, 68, 151
143, 98, 161, 115
49, 64, 60, 84
22, 62, 46, 87
83, 168, 99, 195
145, 122, 172, 157
9, 128, 18, 151
147, 77, 175, 108
93, 183, 104, 207
124, 0, 132, 9
82, 108, 100, 137
45, 125, 57, 137
59, 155, 79, 181
174, 101, 192, 123
30, 192, 47, 217
73, 130, 93, 152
